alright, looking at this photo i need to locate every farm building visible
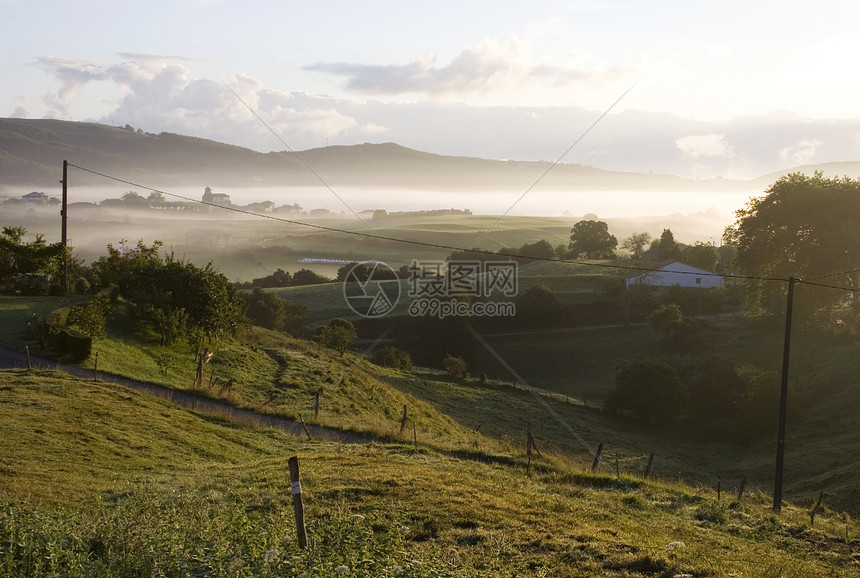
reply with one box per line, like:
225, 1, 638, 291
625, 261, 724, 289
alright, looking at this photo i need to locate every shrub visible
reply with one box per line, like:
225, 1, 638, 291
67, 294, 111, 340
442, 354, 467, 378
606, 359, 688, 424
373, 346, 412, 371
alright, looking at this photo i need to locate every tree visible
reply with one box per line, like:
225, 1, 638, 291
656, 229, 681, 260
318, 318, 357, 355
251, 268, 291, 288
243, 288, 310, 337
291, 268, 331, 286
0, 227, 67, 292
620, 232, 651, 260
606, 359, 688, 424
373, 346, 412, 371
67, 294, 112, 340
517, 239, 555, 262
682, 242, 719, 272
733, 371, 801, 443
515, 284, 564, 327
647, 303, 683, 340
647, 303, 713, 353
442, 354, 467, 378
725, 172, 860, 318
243, 288, 287, 330
567, 220, 617, 259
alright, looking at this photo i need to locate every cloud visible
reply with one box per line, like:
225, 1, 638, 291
34, 56, 109, 110
304, 36, 636, 99
779, 138, 823, 166
28, 54, 860, 180
676, 134, 731, 158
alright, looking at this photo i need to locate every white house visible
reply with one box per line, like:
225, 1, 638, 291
625, 261, 724, 289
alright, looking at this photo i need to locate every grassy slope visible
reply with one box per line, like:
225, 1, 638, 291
0, 369, 857, 577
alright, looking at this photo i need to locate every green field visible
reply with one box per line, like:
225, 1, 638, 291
1, 357, 857, 576
1, 205, 859, 574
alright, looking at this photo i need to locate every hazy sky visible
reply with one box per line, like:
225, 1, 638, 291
4, 0, 860, 180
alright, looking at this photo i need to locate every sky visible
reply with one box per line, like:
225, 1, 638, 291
4, 0, 860, 181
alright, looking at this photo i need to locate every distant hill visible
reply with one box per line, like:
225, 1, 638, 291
1, 117, 760, 193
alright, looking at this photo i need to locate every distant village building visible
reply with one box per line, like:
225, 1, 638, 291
20, 191, 50, 206
201, 186, 231, 212
276, 203, 303, 215
245, 201, 276, 214
625, 261, 724, 289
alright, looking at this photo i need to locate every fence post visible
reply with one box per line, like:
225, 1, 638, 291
591, 442, 604, 473
737, 476, 747, 502
643, 452, 654, 479
26, 345, 31, 370
93, 351, 99, 380
289, 456, 308, 549
399, 404, 408, 435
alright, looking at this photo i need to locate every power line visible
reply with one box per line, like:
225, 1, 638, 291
66, 162, 797, 285
470, 81, 639, 250
222, 83, 389, 248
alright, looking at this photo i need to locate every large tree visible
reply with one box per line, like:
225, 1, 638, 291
620, 232, 651, 260
567, 220, 617, 259
724, 172, 860, 317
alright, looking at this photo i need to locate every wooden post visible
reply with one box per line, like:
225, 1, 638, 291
288, 456, 308, 549
61, 160, 68, 291
643, 452, 654, 479
26, 345, 31, 369
399, 404, 408, 435
300, 417, 312, 440
93, 351, 99, 380
591, 442, 604, 473
773, 276, 796, 514
526, 426, 533, 473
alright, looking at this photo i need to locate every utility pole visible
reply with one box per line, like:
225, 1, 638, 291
60, 160, 68, 290
773, 276, 796, 513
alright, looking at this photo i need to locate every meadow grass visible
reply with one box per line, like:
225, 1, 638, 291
0, 370, 855, 576
0, 289, 858, 575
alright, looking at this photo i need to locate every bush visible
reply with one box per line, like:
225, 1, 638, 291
442, 354, 467, 378
73, 276, 90, 294
67, 294, 111, 340
606, 359, 688, 424
372, 346, 412, 371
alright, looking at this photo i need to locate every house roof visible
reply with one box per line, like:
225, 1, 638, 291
626, 261, 720, 280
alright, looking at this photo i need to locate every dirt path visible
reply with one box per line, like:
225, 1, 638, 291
0, 345, 370, 444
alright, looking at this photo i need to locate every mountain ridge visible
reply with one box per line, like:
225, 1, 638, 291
2, 117, 859, 193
